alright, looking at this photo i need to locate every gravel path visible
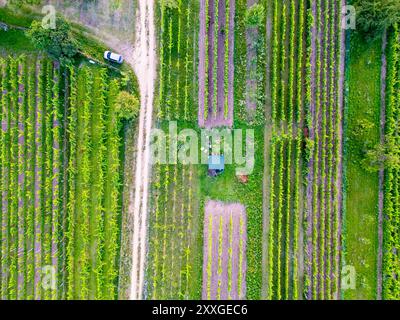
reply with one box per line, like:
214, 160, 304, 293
129, 0, 156, 300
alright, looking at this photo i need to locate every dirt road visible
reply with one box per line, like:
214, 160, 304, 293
128, 0, 156, 300
54, 0, 156, 301
101, 0, 156, 300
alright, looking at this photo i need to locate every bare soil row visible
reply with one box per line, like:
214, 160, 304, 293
202, 200, 247, 300
198, 0, 235, 128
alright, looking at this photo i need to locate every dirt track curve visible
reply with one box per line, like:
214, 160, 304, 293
128, 0, 156, 300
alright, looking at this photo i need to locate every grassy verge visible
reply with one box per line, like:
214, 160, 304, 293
343, 32, 381, 300
0, 6, 38, 28
0, 29, 36, 54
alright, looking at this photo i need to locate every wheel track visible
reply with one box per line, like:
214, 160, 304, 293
128, 0, 156, 300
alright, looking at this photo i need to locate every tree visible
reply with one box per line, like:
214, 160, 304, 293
353, 118, 375, 137
5, 0, 42, 7
164, 0, 178, 10
245, 3, 265, 28
26, 17, 78, 65
354, 0, 400, 39
362, 139, 400, 172
115, 91, 140, 121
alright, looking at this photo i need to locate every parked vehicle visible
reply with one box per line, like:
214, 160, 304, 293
104, 51, 124, 64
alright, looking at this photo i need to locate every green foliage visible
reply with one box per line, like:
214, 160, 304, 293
6, 0, 42, 7
102, 79, 121, 299
148, 0, 203, 299
344, 32, 381, 300
0, 7, 36, 28
66, 65, 77, 300
363, 141, 400, 172
158, 0, 196, 122
115, 91, 140, 120
267, 0, 306, 300
25, 58, 36, 300
65, 67, 124, 300
382, 23, 400, 299
245, 4, 265, 28
0, 55, 130, 299
0, 29, 36, 53
353, 118, 376, 137
26, 17, 78, 65
164, 0, 178, 10
354, 0, 400, 39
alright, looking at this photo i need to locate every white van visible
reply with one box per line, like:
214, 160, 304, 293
104, 51, 124, 64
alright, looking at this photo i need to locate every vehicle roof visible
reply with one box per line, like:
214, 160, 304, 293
208, 155, 225, 170
109, 52, 122, 61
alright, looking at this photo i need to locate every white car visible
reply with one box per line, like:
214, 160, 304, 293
104, 51, 124, 64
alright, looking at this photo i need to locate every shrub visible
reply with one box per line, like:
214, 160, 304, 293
115, 91, 140, 120
164, 0, 178, 10
245, 4, 265, 28
26, 17, 77, 65
354, 0, 400, 40
362, 140, 400, 172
